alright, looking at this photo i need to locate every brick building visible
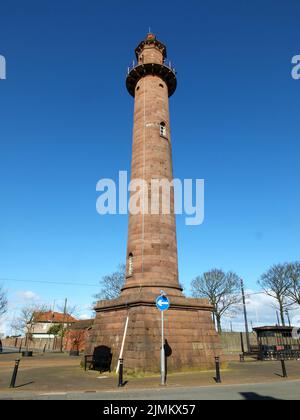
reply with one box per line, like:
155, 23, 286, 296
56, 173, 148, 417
28, 311, 77, 339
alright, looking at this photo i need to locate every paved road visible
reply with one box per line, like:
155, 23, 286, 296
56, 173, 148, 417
0, 347, 47, 354
1, 380, 300, 400
0, 347, 20, 354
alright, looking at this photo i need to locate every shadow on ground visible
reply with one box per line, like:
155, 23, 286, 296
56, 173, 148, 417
14, 381, 35, 389
240, 392, 281, 401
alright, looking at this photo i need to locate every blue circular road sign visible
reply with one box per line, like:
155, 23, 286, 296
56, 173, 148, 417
156, 295, 170, 311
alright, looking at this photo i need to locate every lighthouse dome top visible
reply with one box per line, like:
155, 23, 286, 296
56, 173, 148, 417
135, 33, 167, 60
127, 34, 177, 97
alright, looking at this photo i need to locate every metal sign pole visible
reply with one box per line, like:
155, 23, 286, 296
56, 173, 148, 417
161, 310, 165, 386
156, 292, 169, 386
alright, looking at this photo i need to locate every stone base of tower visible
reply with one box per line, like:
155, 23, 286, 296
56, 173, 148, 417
86, 292, 222, 373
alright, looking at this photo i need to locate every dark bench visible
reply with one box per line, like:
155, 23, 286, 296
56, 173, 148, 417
84, 346, 112, 373
240, 345, 260, 362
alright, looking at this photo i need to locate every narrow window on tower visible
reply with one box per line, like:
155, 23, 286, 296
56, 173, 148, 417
160, 122, 167, 138
128, 253, 133, 276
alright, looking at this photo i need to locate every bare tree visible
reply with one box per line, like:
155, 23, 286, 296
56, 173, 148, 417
54, 300, 78, 352
56, 303, 79, 319
94, 264, 125, 302
191, 269, 242, 333
11, 304, 48, 351
10, 306, 35, 336
0, 285, 8, 317
258, 263, 291, 326
286, 262, 300, 305
69, 329, 86, 353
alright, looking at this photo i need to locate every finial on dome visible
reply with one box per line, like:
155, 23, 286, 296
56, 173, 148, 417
146, 32, 156, 42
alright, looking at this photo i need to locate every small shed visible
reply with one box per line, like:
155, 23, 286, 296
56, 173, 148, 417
253, 326, 300, 360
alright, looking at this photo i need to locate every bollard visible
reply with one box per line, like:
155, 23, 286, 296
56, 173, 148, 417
281, 358, 288, 378
9, 359, 20, 388
215, 356, 222, 383
118, 358, 124, 387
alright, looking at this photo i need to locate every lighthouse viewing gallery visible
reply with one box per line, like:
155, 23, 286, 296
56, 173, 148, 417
86, 34, 221, 373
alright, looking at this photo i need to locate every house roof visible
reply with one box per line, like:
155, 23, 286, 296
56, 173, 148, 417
32, 311, 77, 323
253, 325, 294, 332
67, 319, 94, 330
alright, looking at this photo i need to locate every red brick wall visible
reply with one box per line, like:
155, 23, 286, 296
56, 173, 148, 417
64, 329, 89, 352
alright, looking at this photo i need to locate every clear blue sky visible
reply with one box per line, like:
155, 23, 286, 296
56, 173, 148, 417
0, 0, 299, 326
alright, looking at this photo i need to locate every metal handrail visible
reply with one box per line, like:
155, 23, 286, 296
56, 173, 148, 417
127, 60, 176, 75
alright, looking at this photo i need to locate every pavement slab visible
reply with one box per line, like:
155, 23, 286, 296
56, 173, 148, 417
1, 351, 300, 399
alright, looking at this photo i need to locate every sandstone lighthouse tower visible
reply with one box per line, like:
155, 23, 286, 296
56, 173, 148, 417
124, 33, 179, 296
87, 34, 220, 372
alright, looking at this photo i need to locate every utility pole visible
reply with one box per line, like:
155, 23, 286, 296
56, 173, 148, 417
60, 298, 67, 353
47, 300, 56, 352
241, 279, 250, 352
286, 309, 291, 327
276, 311, 280, 326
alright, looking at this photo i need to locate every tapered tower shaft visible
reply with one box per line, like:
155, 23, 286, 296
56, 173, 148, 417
123, 34, 181, 296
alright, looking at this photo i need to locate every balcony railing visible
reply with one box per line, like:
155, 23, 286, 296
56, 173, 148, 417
127, 60, 176, 75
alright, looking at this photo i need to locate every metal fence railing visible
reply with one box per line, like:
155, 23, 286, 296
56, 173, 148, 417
127, 60, 176, 75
